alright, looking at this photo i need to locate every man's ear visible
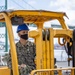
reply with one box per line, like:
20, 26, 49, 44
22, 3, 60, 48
18, 33, 20, 37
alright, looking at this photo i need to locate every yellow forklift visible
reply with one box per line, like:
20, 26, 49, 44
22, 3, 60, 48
0, 10, 75, 75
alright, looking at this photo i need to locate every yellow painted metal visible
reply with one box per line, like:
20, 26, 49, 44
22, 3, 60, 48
34, 23, 43, 69
46, 39, 50, 68
42, 37, 47, 69
42, 29, 47, 69
35, 22, 43, 29
71, 69, 74, 75
58, 37, 66, 46
58, 70, 62, 75
54, 29, 72, 38
35, 29, 43, 69
41, 29, 47, 75
0, 13, 19, 75
0, 68, 10, 75
43, 29, 51, 69
46, 30, 50, 69
31, 67, 75, 75
49, 28, 54, 75
0, 10, 67, 24
58, 18, 69, 29
29, 30, 39, 38
9, 10, 66, 17
46, 29, 51, 75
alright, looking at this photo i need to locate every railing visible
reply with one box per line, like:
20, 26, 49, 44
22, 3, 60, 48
31, 67, 75, 75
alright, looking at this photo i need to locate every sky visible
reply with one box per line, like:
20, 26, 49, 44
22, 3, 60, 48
0, 0, 75, 26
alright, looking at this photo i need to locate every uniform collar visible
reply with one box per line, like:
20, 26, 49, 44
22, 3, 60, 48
18, 40, 29, 47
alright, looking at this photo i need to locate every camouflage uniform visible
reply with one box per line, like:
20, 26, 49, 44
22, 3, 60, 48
7, 41, 36, 75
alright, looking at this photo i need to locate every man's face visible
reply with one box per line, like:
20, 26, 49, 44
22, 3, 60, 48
18, 30, 28, 35
18, 30, 29, 40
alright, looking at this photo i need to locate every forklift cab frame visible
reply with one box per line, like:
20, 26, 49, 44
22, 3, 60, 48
0, 10, 74, 75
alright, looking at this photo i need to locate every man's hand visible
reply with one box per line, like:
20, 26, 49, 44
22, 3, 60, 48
18, 64, 26, 69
